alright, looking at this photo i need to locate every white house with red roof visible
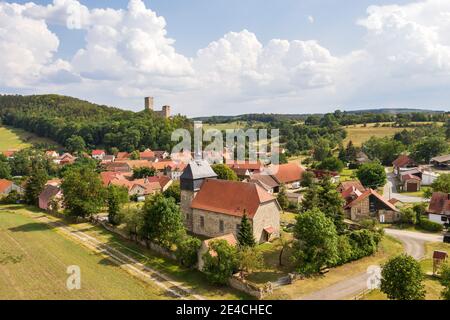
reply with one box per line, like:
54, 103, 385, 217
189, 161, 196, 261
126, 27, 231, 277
92, 149, 106, 160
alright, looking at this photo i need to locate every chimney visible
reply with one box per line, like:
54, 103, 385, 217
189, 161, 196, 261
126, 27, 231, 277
144, 97, 154, 111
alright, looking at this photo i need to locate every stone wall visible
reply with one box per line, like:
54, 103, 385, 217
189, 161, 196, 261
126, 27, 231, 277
181, 189, 196, 231
253, 201, 280, 243
228, 275, 273, 299
192, 208, 241, 239
350, 197, 371, 221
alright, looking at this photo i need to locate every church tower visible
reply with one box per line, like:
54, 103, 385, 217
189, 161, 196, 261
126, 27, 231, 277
180, 160, 217, 231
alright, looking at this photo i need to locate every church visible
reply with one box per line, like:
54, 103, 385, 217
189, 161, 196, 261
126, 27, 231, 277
180, 160, 281, 244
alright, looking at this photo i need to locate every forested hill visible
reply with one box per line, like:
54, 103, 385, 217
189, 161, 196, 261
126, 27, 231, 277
0, 94, 191, 152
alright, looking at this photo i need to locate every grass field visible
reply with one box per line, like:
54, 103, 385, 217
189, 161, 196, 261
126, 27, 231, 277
0, 126, 59, 152
0, 205, 247, 300
0, 209, 171, 300
344, 124, 410, 147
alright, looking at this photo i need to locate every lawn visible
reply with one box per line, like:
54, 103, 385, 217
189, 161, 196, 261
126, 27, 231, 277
340, 168, 356, 182
0, 208, 171, 300
248, 234, 403, 299
203, 121, 251, 131
1, 205, 248, 300
0, 125, 59, 152
363, 241, 450, 300
344, 124, 411, 147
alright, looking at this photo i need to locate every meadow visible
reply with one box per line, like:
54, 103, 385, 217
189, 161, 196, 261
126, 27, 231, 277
0, 125, 59, 152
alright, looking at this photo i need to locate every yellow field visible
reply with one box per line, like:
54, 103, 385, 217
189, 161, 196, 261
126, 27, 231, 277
0, 126, 59, 152
344, 124, 411, 147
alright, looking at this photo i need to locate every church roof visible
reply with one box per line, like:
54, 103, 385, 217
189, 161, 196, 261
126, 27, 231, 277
180, 160, 217, 180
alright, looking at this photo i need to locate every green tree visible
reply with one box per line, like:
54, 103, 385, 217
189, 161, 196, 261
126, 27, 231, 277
61, 165, 106, 218
430, 174, 450, 194
130, 150, 140, 160
237, 247, 264, 278
237, 214, 256, 247
132, 167, 156, 179
300, 171, 315, 188
24, 163, 48, 206
411, 136, 448, 163
211, 164, 238, 181
277, 186, 290, 211
313, 138, 331, 162
107, 185, 129, 225
316, 177, 346, 233
345, 140, 358, 163
202, 239, 238, 285
0, 161, 11, 179
317, 157, 345, 172
292, 208, 339, 276
300, 183, 320, 213
441, 262, 450, 300
65, 135, 86, 154
175, 235, 202, 268
412, 203, 427, 224
141, 193, 185, 249
121, 205, 144, 242
399, 207, 416, 225
356, 162, 387, 189
362, 137, 405, 165
163, 181, 181, 203
381, 254, 426, 300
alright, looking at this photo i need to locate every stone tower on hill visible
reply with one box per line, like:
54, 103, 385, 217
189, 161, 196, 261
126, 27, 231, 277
144, 97, 171, 118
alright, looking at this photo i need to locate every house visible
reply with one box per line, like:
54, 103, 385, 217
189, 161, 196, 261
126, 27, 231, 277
39, 184, 63, 211
248, 173, 280, 194
430, 155, 450, 169
154, 151, 170, 161
92, 150, 106, 160
400, 173, 422, 192
337, 180, 366, 194
427, 192, 450, 226
45, 150, 59, 158
57, 153, 76, 165
164, 162, 187, 180
116, 152, 130, 161
310, 169, 340, 184
104, 162, 131, 172
102, 155, 116, 163
269, 163, 305, 189
0, 179, 23, 195
181, 160, 281, 243
197, 234, 237, 271
100, 171, 130, 186
343, 188, 400, 223
355, 151, 370, 165
226, 160, 264, 178
140, 149, 156, 161
392, 155, 416, 176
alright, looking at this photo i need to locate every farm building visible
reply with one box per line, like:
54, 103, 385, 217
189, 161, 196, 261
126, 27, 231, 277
427, 192, 450, 226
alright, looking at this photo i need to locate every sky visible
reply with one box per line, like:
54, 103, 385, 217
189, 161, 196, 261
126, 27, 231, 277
0, 0, 449, 116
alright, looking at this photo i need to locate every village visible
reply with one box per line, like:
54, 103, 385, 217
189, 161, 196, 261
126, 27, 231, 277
1, 122, 449, 299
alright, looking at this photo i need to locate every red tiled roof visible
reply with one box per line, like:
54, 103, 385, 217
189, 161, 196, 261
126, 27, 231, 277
388, 198, 400, 205
392, 155, 414, 167
0, 179, 13, 193
116, 152, 129, 160
140, 151, 155, 159
401, 174, 421, 182
203, 234, 237, 257
345, 188, 399, 212
249, 173, 280, 189
101, 172, 126, 186
270, 163, 305, 184
338, 180, 366, 193
226, 160, 263, 171
191, 179, 276, 218
92, 150, 106, 156
428, 192, 450, 215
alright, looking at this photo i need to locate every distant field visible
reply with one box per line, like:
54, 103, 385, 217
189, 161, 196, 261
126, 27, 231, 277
203, 121, 258, 131
344, 124, 411, 147
0, 208, 170, 300
0, 126, 59, 152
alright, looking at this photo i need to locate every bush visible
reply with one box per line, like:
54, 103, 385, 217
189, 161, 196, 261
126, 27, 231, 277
335, 235, 353, 266
0, 190, 21, 204
348, 229, 378, 260
418, 219, 443, 232
399, 208, 416, 226
202, 240, 239, 285
175, 236, 201, 268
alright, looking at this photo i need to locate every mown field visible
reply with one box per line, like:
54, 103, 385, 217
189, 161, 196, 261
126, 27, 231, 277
0, 208, 173, 300
343, 124, 410, 147
0, 126, 59, 152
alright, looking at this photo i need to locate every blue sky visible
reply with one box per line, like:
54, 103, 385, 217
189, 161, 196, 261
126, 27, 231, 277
1, 0, 449, 116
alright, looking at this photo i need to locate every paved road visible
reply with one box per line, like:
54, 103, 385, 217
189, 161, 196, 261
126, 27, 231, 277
383, 171, 428, 203
297, 229, 442, 300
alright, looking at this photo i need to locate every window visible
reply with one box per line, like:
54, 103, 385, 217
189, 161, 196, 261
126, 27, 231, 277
200, 216, 205, 229
441, 216, 448, 222
219, 220, 224, 233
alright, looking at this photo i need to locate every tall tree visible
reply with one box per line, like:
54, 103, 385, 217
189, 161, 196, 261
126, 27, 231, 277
317, 177, 346, 233
202, 239, 238, 285
107, 185, 129, 225
65, 135, 86, 154
292, 208, 339, 276
141, 193, 185, 249
381, 254, 426, 300
61, 165, 106, 218
411, 136, 448, 163
429, 174, 450, 194
237, 214, 256, 247
277, 186, 290, 211
24, 163, 48, 206
356, 162, 387, 189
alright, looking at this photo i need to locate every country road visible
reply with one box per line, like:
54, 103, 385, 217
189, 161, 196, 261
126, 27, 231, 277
298, 229, 443, 300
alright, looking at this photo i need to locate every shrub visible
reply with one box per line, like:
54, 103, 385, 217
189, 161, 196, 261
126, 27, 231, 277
348, 229, 378, 260
418, 219, 443, 232
202, 240, 239, 285
175, 236, 202, 268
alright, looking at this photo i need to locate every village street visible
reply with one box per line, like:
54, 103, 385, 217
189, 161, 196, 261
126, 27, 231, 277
297, 229, 443, 300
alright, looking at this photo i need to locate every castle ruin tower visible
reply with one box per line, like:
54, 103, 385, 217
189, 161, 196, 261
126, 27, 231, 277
144, 97, 154, 111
